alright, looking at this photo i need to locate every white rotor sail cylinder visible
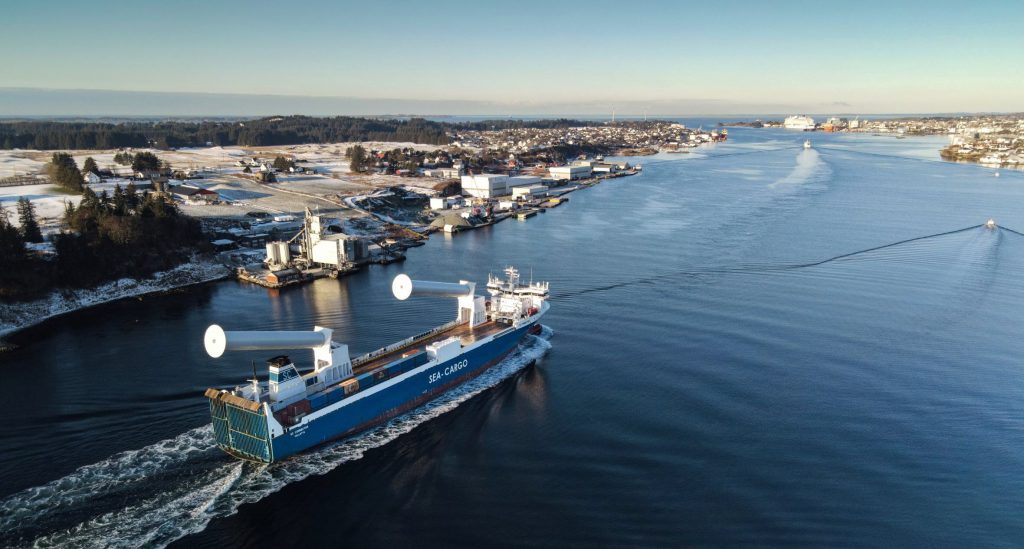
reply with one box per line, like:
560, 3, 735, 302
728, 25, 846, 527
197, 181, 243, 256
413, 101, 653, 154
392, 274, 473, 300
204, 324, 330, 358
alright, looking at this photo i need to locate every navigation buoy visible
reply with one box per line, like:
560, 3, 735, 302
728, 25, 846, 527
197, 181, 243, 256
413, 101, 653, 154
985, 219, 997, 230
994, 171, 1000, 177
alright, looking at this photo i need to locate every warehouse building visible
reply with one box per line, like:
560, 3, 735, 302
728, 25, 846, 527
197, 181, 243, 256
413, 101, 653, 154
512, 184, 549, 198
548, 165, 593, 181
508, 175, 542, 188
460, 174, 509, 198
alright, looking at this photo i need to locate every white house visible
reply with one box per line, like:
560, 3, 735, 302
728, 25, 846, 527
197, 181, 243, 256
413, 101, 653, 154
83, 172, 102, 185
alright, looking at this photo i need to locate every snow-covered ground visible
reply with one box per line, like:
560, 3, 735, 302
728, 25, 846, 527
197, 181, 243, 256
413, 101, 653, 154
0, 183, 79, 230
0, 151, 47, 178
0, 257, 228, 339
0, 144, 435, 224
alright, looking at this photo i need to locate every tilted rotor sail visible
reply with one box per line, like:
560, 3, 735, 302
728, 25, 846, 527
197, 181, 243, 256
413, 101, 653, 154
204, 324, 330, 358
391, 274, 485, 326
391, 274, 473, 300
204, 324, 352, 382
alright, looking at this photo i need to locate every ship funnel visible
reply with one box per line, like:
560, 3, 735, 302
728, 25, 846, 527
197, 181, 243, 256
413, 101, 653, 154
204, 324, 331, 358
392, 274, 473, 300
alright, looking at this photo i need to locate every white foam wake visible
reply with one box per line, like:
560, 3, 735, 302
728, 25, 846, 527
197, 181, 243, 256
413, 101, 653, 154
0, 327, 553, 549
769, 148, 830, 188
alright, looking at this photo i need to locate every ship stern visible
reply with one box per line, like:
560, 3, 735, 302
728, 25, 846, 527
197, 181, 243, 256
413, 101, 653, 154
205, 388, 274, 463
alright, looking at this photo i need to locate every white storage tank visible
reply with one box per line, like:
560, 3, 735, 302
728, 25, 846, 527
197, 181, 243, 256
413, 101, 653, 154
266, 242, 280, 264
277, 241, 291, 265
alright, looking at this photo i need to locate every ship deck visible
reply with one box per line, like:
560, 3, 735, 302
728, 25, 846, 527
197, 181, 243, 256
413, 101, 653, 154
353, 320, 510, 375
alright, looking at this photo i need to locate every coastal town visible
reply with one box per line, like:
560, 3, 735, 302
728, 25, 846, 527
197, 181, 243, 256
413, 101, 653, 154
451, 120, 726, 155
0, 118, 696, 334
2, 109, 1021, 335
739, 113, 1024, 166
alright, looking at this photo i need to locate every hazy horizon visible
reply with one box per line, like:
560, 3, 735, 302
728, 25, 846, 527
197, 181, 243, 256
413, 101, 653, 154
0, 87, 1017, 119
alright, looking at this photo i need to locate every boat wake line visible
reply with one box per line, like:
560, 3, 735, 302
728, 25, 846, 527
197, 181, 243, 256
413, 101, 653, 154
0, 328, 554, 549
552, 223, 1024, 301
640, 145, 803, 168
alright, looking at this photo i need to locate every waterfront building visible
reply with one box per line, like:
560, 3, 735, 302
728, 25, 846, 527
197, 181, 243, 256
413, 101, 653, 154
460, 174, 509, 198
512, 184, 549, 198
548, 165, 593, 181
508, 175, 542, 188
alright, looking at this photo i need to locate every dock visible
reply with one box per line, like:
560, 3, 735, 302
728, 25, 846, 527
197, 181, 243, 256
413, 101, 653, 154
237, 265, 358, 289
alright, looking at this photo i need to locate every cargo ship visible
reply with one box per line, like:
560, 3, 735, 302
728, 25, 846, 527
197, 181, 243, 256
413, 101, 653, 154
203, 267, 549, 463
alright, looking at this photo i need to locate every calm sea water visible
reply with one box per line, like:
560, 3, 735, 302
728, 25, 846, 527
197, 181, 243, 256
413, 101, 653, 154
2, 128, 1024, 547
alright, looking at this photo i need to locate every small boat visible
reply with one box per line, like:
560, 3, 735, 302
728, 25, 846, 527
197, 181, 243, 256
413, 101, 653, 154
803, 140, 812, 149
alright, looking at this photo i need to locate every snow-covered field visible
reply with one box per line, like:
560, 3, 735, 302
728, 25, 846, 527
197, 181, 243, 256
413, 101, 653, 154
0, 183, 79, 229
0, 257, 228, 339
0, 143, 432, 223
0, 151, 46, 178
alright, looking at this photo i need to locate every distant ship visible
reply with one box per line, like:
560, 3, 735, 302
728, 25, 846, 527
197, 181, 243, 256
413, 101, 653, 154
804, 140, 812, 149
784, 115, 816, 131
203, 267, 549, 463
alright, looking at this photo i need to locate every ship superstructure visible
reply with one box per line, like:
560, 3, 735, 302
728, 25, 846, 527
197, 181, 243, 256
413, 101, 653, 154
784, 115, 816, 131
203, 268, 549, 462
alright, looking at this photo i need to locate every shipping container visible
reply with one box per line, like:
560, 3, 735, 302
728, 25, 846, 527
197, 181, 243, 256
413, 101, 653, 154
385, 351, 428, 377
341, 378, 359, 395
356, 371, 378, 391
310, 386, 345, 410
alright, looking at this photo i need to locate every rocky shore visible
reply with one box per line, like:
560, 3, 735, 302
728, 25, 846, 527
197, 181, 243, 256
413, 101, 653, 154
0, 256, 229, 344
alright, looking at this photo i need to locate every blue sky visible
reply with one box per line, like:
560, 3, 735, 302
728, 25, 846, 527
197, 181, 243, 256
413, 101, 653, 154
1, 0, 1021, 115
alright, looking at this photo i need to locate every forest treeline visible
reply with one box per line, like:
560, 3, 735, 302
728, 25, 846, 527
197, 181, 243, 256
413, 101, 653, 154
0, 116, 597, 150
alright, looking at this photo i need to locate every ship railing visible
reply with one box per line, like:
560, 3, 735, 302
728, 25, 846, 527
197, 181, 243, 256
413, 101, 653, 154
351, 318, 463, 367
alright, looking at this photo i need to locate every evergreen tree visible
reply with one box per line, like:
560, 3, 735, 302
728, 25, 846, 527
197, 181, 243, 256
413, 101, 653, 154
0, 204, 25, 261
131, 151, 161, 172
48, 153, 84, 192
98, 190, 111, 213
273, 156, 294, 171
124, 182, 139, 212
112, 184, 127, 215
114, 151, 134, 166
16, 197, 43, 243
82, 156, 99, 175
347, 145, 367, 172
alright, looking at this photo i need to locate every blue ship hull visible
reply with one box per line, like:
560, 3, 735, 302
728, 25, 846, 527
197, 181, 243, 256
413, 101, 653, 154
209, 320, 537, 463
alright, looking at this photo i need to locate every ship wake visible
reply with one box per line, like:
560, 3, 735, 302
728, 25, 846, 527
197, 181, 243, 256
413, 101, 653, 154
0, 327, 553, 549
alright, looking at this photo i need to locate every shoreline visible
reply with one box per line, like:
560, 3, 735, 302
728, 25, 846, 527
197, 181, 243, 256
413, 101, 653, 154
0, 257, 229, 345
0, 167, 639, 345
